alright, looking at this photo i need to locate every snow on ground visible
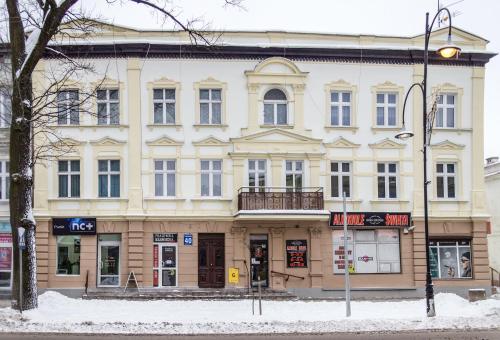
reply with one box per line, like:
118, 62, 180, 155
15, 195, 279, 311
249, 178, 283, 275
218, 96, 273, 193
0, 292, 499, 334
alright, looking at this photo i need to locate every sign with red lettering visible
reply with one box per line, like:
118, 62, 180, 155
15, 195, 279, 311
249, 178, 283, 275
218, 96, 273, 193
153, 269, 158, 287
286, 240, 307, 268
153, 244, 159, 268
329, 212, 410, 228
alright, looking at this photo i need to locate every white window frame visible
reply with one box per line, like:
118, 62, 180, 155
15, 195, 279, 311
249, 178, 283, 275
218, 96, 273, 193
330, 161, 351, 198
248, 159, 267, 191
376, 92, 398, 127
330, 91, 351, 127
153, 88, 176, 124
98, 160, 120, 198
285, 160, 304, 191
154, 159, 176, 197
263, 89, 288, 125
199, 89, 222, 125
0, 92, 11, 128
201, 160, 222, 197
436, 93, 456, 128
58, 160, 80, 198
57, 90, 79, 125
97, 89, 119, 125
436, 162, 456, 199
377, 162, 398, 199
0, 161, 8, 201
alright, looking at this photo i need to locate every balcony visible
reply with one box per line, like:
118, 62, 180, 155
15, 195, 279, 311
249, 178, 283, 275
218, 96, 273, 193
237, 187, 324, 211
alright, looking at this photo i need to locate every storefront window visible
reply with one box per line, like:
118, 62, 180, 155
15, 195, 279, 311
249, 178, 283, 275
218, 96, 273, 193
56, 235, 81, 275
429, 240, 472, 279
333, 229, 400, 274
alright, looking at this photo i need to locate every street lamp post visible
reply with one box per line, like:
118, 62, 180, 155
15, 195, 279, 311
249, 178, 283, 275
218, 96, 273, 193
395, 8, 460, 317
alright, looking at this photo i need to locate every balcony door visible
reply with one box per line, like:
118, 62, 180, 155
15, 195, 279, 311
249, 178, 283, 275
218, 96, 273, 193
198, 233, 225, 288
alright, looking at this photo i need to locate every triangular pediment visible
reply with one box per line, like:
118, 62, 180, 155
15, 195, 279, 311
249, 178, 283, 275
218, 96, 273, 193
369, 138, 405, 149
90, 137, 126, 146
193, 136, 229, 146
325, 136, 360, 148
146, 136, 182, 146
232, 129, 321, 144
431, 140, 465, 150
51, 137, 84, 147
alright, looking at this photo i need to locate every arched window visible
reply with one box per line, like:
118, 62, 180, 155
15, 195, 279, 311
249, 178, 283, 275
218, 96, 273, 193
263, 89, 288, 125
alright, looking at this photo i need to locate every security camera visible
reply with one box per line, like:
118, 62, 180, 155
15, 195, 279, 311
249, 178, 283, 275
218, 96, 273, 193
403, 225, 416, 234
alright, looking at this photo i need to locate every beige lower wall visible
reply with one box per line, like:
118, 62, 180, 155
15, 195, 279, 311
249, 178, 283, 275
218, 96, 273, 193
35, 217, 490, 290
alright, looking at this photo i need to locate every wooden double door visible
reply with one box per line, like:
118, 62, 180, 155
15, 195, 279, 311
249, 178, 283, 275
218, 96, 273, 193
198, 233, 225, 288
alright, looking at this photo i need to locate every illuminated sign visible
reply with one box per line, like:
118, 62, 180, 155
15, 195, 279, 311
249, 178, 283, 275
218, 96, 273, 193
52, 218, 97, 235
329, 212, 410, 228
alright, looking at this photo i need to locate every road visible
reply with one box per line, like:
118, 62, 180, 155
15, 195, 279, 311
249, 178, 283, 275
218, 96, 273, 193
0, 330, 499, 340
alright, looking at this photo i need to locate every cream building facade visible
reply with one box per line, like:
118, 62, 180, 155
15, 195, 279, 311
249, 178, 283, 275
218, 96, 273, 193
485, 157, 500, 273
32, 22, 494, 297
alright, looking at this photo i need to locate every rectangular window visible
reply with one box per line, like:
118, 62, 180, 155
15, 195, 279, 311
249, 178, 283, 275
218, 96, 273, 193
333, 229, 400, 274
154, 160, 176, 197
331, 162, 351, 198
201, 160, 222, 197
56, 235, 80, 275
57, 90, 79, 125
58, 160, 80, 198
0, 91, 11, 128
330, 91, 351, 126
0, 161, 9, 200
429, 240, 472, 279
153, 88, 176, 124
436, 94, 456, 128
98, 160, 120, 198
199, 89, 222, 125
248, 160, 266, 192
376, 92, 397, 127
285, 160, 303, 191
436, 163, 456, 198
97, 89, 119, 125
377, 162, 398, 199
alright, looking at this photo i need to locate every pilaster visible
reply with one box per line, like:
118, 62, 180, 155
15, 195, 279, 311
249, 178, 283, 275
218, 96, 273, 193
308, 226, 323, 288
270, 227, 285, 290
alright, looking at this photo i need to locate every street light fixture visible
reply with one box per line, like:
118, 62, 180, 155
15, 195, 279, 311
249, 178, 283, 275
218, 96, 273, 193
395, 8, 460, 317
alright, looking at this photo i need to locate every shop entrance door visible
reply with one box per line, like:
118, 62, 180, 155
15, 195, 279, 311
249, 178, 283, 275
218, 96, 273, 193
98, 240, 120, 287
160, 244, 177, 287
250, 235, 269, 288
198, 233, 225, 288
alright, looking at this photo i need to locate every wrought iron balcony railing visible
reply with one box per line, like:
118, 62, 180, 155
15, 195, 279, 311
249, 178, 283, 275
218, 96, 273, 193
237, 187, 324, 211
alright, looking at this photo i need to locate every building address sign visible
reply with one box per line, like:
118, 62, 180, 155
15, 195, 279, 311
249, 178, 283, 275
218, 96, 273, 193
329, 212, 411, 228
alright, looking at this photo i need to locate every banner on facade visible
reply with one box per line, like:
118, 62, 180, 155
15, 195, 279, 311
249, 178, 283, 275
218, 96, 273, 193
286, 240, 307, 268
52, 218, 97, 235
153, 233, 177, 243
329, 212, 411, 228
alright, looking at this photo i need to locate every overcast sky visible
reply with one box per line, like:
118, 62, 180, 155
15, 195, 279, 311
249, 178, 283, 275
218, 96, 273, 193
82, 0, 499, 159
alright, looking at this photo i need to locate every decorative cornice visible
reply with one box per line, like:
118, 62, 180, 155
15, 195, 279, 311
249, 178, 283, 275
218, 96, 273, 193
369, 138, 405, 149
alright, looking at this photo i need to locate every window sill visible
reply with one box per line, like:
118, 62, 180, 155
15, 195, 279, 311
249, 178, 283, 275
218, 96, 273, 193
55, 274, 81, 277
193, 124, 228, 131
429, 199, 468, 203
324, 126, 359, 132
324, 198, 363, 203
144, 197, 186, 201
88, 198, 128, 202
370, 199, 410, 203
48, 124, 129, 130
0, 200, 9, 203
48, 197, 82, 201
259, 124, 294, 129
191, 197, 233, 202
146, 124, 183, 131
432, 128, 472, 133
48, 197, 128, 202
371, 126, 402, 132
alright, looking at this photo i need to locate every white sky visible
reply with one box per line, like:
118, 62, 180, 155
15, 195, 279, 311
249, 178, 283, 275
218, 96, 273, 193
81, 0, 500, 159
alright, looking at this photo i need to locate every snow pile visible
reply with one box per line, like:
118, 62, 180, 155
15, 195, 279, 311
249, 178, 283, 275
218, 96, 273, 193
0, 292, 499, 334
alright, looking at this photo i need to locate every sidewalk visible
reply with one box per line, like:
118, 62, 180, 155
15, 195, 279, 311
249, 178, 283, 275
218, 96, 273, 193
0, 291, 499, 335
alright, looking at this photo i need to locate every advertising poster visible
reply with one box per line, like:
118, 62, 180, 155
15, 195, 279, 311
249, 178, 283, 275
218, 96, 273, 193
0, 247, 12, 270
332, 230, 354, 273
286, 240, 307, 268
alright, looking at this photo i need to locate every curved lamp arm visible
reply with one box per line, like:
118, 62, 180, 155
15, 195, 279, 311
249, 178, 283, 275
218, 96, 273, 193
425, 7, 453, 49
401, 82, 424, 127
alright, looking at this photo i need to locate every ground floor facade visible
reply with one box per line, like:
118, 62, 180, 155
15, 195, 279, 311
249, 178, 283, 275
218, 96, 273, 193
0, 221, 12, 295
34, 213, 491, 297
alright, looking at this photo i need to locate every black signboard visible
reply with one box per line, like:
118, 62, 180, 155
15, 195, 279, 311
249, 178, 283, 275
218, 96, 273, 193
329, 212, 411, 228
153, 233, 177, 243
52, 218, 96, 235
286, 240, 307, 268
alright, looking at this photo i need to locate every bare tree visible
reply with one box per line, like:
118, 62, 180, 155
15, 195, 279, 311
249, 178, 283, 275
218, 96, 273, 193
4, 0, 241, 311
